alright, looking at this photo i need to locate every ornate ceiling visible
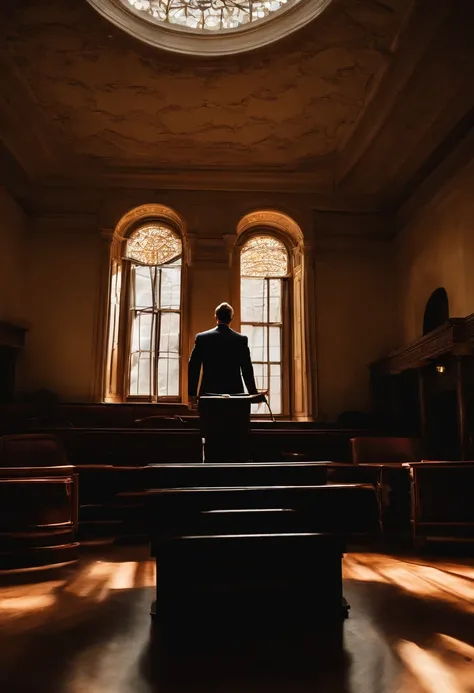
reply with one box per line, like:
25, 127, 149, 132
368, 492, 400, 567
1, 0, 474, 212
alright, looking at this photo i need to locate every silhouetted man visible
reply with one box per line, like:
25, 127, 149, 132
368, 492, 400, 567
188, 302, 258, 462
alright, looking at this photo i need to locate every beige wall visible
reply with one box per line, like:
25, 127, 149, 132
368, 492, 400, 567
17, 192, 398, 418
397, 159, 474, 343
0, 188, 27, 324
315, 240, 398, 420
20, 222, 102, 400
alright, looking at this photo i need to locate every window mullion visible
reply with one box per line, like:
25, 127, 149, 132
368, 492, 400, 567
154, 267, 161, 401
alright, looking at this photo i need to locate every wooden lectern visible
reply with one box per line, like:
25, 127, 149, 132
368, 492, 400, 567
198, 393, 267, 463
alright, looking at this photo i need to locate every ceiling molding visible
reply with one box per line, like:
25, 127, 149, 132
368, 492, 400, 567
0, 53, 66, 178
336, 0, 451, 186
53, 164, 336, 195
397, 123, 474, 229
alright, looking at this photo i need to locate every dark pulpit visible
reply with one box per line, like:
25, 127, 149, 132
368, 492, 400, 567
198, 392, 267, 463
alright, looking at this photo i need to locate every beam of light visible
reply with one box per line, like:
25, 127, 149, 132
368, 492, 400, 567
397, 640, 466, 693
108, 562, 138, 590
437, 634, 474, 662
430, 564, 474, 580
343, 556, 387, 583
134, 559, 156, 588
400, 563, 474, 604
345, 554, 474, 611
0, 594, 57, 611
64, 561, 115, 599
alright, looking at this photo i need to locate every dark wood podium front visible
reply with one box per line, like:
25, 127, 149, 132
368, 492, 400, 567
198, 394, 265, 463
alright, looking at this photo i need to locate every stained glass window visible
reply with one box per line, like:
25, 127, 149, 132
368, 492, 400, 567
126, 223, 182, 266
122, 0, 296, 32
241, 235, 288, 277
240, 236, 289, 416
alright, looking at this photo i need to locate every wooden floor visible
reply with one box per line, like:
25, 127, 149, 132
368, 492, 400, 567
0, 547, 473, 693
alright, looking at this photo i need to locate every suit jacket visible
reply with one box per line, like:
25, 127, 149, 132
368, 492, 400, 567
188, 324, 258, 397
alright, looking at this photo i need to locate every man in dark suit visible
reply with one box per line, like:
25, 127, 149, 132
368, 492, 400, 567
188, 302, 258, 404
188, 302, 258, 461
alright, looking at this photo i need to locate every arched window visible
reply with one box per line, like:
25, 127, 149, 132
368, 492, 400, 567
104, 206, 186, 402
240, 235, 290, 416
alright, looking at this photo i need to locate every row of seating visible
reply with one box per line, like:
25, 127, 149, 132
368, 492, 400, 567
1, 433, 473, 570
127, 481, 379, 626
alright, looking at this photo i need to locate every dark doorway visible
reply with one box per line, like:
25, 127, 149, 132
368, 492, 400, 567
423, 288, 449, 335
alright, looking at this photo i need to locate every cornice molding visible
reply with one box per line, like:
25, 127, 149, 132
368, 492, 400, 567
336, 0, 450, 187
0, 53, 65, 178
371, 319, 469, 375
63, 164, 337, 197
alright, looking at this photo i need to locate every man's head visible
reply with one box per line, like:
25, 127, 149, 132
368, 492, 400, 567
215, 302, 234, 325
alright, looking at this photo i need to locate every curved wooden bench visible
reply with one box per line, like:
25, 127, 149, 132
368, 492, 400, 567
0, 465, 78, 570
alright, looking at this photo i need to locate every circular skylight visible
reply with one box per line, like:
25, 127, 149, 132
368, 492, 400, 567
87, 0, 333, 55
122, 1, 299, 32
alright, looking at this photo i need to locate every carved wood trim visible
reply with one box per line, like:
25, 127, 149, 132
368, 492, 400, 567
371, 318, 470, 375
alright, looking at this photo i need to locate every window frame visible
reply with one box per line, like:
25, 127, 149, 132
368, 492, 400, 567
103, 208, 187, 404
125, 260, 183, 403
237, 230, 294, 418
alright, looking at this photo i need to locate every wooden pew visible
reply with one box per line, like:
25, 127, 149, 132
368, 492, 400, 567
21, 427, 368, 465
0, 465, 78, 570
122, 482, 379, 630
406, 462, 474, 548
144, 461, 328, 488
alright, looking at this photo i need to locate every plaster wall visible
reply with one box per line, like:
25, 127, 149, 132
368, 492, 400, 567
315, 241, 397, 420
0, 188, 27, 324
20, 222, 102, 400
396, 158, 474, 344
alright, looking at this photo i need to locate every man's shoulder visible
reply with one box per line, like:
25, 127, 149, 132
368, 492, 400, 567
196, 327, 247, 341
230, 328, 247, 340
196, 328, 218, 339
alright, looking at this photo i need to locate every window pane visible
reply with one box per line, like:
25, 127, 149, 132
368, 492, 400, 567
131, 313, 154, 352
253, 362, 268, 391
133, 266, 155, 309
160, 265, 181, 309
251, 363, 268, 415
157, 357, 179, 396
241, 278, 267, 323
159, 312, 180, 354
270, 363, 282, 416
269, 326, 281, 363
241, 324, 267, 363
269, 279, 282, 323
129, 352, 153, 396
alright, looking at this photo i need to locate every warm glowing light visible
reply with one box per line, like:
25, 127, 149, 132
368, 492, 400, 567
406, 563, 474, 604
344, 555, 474, 614
108, 562, 138, 590
437, 634, 474, 661
398, 640, 467, 693
436, 365, 446, 374
65, 561, 115, 600
0, 594, 57, 611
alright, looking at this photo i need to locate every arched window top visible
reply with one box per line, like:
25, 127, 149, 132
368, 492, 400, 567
240, 235, 288, 277
125, 223, 182, 266
423, 287, 449, 335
